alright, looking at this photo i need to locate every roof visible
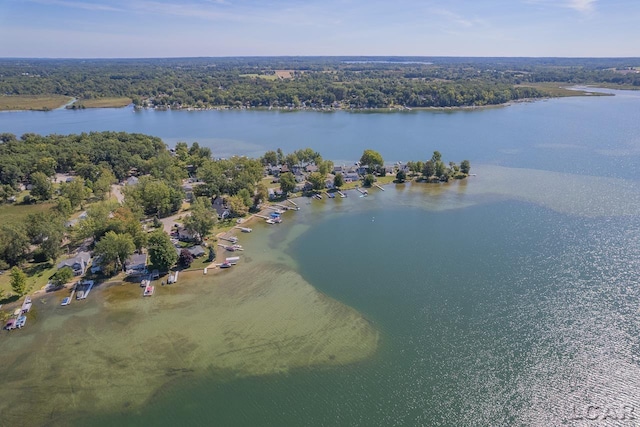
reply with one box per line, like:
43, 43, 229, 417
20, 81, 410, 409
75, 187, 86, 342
57, 251, 91, 270
126, 253, 148, 268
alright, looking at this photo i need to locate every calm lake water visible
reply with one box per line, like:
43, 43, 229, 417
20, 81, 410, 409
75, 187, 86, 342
2, 90, 640, 426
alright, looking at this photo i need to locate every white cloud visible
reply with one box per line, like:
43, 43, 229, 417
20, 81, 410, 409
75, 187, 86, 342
525, 0, 597, 14
24, 0, 124, 12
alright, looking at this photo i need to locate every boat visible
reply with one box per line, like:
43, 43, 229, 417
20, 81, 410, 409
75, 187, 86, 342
15, 315, 26, 329
143, 284, 155, 296
21, 297, 32, 314
140, 278, 150, 287
266, 219, 275, 224
3, 318, 16, 331
220, 262, 232, 268
225, 256, 240, 264
61, 297, 71, 306
76, 290, 84, 300
240, 227, 252, 233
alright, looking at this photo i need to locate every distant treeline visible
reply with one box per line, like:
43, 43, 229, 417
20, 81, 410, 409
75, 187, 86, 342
0, 57, 638, 109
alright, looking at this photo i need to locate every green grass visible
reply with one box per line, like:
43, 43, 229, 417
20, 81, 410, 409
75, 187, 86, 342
0, 201, 56, 225
0, 95, 73, 111
239, 73, 278, 81
73, 97, 132, 108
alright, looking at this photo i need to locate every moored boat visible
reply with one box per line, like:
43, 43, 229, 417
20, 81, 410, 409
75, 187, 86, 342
143, 284, 155, 296
61, 297, 71, 306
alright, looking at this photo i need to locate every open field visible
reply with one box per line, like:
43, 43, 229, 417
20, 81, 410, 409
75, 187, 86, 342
516, 82, 613, 97
239, 73, 278, 81
0, 95, 72, 111
73, 97, 132, 108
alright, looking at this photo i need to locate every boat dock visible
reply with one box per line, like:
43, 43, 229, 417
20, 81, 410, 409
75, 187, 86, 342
373, 183, 385, 191
80, 280, 94, 300
286, 199, 299, 209
234, 226, 253, 233
337, 190, 346, 198
356, 187, 368, 195
219, 235, 238, 244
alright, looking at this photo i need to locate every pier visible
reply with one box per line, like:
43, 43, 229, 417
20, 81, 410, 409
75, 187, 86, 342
286, 199, 299, 208
373, 183, 385, 191
356, 187, 368, 195
337, 190, 346, 198
219, 235, 238, 244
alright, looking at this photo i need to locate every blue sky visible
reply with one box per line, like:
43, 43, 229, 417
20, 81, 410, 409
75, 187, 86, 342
0, 0, 638, 58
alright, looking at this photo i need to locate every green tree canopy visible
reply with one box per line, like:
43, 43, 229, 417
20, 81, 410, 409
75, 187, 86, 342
0, 224, 30, 266
184, 197, 216, 243
460, 160, 471, 175
148, 230, 178, 272
279, 172, 296, 195
51, 267, 74, 288
359, 149, 384, 171
333, 173, 344, 188
94, 231, 135, 275
10, 266, 27, 296
30, 171, 53, 201
227, 195, 249, 217
307, 172, 325, 191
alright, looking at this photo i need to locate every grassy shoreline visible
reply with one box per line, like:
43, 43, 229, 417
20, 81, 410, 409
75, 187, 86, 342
0, 95, 73, 111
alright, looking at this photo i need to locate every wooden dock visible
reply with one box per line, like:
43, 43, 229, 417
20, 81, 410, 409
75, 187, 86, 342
255, 214, 270, 220
337, 190, 346, 198
219, 235, 238, 243
287, 199, 299, 208
356, 187, 368, 195
373, 183, 385, 191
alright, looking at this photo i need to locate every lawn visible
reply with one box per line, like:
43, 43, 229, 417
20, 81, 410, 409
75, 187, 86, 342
0, 95, 73, 111
74, 97, 132, 108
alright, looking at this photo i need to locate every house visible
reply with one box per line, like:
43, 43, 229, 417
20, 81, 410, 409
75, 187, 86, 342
177, 226, 197, 242
333, 165, 345, 175
344, 172, 360, 182
325, 179, 334, 189
212, 196, 230, 219
90, 255, 103, 274
125, 253, 148, 275
305, 164, 318, 173
57, 251, 91, 276
176, 245, 206, 258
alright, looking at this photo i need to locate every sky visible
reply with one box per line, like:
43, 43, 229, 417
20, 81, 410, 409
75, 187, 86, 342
0, 0, 638, 58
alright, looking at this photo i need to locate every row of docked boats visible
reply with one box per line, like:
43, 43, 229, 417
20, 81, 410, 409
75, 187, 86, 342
3, 296, 31, 331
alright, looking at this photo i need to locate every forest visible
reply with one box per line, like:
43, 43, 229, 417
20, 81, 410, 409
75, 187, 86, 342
1, 57, 638, 110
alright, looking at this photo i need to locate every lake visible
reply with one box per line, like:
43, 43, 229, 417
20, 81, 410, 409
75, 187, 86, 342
1, 90, 640, 426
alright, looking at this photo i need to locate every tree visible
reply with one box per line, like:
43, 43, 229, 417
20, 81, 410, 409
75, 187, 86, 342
92, 168, 116, 200
307, 172, 325, 191
261, 150, 278, 166
396, 169, 407, 183
435, 161, 446, 178
431, 151, 442, 165
30, 171, 53, 201
359, 149, 384, 171
254, 183, 268, 207
10, 267, 27, 295
279, 172, 296, 195
94, 231, 135, 274
423, 160, 435, 178
0, 184, 17, 203
51, 267, 73, 288
363, 174, 375, 187
333, 173, 345, 188
227, 195, 249, 217
184, 197, 216, 243
319, 160, 334, 177
460, 160, 471, 175
56, 196, 73, 217
148, 230, 178, 272
178, 249, 194, 268
0, 224, 30, 266
237, 188, 253, 207
27, 212, 65, 262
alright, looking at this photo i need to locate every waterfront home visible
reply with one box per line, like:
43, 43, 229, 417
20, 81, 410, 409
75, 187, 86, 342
212, 196, 230, 219
177, 227, 197, 242
125, 253, 148, 275
57, 251, 91, 276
